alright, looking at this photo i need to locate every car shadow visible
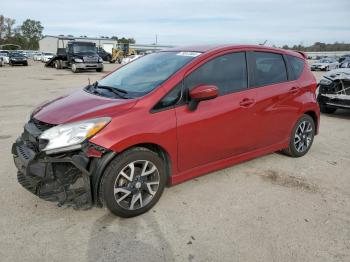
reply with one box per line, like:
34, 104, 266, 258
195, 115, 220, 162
87, 212, 174, 262
322, 109, 350, 120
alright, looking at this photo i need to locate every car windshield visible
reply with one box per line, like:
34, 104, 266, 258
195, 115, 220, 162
73, 44, 96, 53
10, 53, 23, 57
340, 62, 350, 68
97, 51, 200, 98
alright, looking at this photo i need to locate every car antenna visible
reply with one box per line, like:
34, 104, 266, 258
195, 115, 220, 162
259, 40, 268, 46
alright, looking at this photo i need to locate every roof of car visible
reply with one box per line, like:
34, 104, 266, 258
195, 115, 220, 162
162, 44, 304, 58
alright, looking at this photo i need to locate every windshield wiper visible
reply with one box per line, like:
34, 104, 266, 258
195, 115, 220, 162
93, 82, 129, 98
87, 81, 129, 98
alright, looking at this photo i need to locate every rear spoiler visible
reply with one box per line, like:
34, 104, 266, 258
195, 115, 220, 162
296, 51, 307, 59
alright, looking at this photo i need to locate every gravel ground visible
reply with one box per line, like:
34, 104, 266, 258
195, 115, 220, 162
0, 61, 349, 262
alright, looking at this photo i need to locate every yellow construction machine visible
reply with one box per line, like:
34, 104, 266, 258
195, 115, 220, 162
110, 43, 137, 63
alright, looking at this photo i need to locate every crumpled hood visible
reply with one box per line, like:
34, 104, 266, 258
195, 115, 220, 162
33, 89, 137, 125
324, 68, 350, 80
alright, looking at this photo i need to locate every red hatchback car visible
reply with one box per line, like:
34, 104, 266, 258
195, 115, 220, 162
12, 45, 320, 217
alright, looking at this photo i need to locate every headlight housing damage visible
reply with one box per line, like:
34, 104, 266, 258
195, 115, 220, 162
319, 78, 332, 86
39, 117, 111, 154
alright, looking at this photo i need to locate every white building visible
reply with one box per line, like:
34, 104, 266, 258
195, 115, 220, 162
39, 35, 173, 54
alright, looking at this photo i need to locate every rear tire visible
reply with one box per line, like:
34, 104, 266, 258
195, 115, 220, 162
55, 60, 62, 69
282, 114, 315, 157
100, 147, 166, 217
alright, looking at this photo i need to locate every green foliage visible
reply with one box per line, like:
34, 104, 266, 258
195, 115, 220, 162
118, 37, 136, 44
0, 15, 43, 49
282, 42, 350, 52
21, 19, 43, 49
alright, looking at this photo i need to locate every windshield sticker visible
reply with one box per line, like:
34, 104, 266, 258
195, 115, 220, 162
176, 52, 201, 57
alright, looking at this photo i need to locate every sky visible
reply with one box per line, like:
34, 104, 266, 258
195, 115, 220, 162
1, 0, 350, 46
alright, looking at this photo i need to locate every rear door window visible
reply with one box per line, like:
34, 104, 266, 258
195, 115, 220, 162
286, 55, 305, 80
250, 52, 288, 87
184, 52, 248, 96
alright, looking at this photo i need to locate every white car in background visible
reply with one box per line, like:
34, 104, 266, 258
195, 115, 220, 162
311, 58, 339, 71
33, 52, 43, 61
121, 54, 143, 65
41, 52, 55, 63
0, 51, 10, 64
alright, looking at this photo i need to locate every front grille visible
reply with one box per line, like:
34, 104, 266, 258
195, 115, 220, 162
30, 118, 55, 132
320, 80, 350, 96
17, 143, 34, 160
83, 56, 98, 63
17, 172, 37, 194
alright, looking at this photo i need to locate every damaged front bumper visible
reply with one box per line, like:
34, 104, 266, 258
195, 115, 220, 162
318, 74, 350, 109
12, 118, 114, 208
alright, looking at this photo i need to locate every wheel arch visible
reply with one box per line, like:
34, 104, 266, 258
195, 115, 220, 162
303, 110, 319, 134
129, 143, 173, 181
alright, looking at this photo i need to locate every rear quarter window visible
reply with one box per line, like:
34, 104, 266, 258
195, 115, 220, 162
286, 55, 305, 80
250, 52, 288, 87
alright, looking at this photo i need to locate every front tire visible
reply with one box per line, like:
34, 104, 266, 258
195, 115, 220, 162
71, 63, 78, 73
100, 147, 166, 217
96, 67, 103, 72
283, 114, 315, 157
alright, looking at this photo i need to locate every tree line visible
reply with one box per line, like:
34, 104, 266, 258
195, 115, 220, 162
1, 14, 348, 51
0, 15, 43, 50
0, 15, 136, 50
282, 42, 350, 52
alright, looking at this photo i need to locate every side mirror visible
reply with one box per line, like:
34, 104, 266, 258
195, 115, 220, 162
188, 85, 218, 111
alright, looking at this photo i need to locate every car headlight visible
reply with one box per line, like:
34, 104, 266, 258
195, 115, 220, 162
74, 58, 83, 63
319, 78, 332, 86
98, 57, 103, 62
39, 117, 111, 154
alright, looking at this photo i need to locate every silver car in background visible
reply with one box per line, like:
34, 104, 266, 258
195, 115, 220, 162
41, 52, 55, 63
311, 57, 339, 71
0, 51, 10, 64
33, 52, 43, 61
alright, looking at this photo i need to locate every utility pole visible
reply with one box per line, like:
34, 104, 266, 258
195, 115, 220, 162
155, 34, 158, 45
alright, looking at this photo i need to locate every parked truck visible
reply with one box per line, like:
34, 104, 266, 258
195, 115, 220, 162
45, 41, 103, 73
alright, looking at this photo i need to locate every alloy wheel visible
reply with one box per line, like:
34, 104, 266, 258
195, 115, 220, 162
294, 120, 313, 153
113, 160, 160, 210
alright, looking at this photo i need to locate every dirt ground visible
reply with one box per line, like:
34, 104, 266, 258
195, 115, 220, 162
0, 61, 349, 262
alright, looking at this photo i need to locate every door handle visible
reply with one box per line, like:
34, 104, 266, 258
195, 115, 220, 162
289, 87, 299, 94
239, 98, 255, 108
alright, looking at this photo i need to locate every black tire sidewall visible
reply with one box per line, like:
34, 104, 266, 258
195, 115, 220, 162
101, 148, 166, 218
289, 115, 315, 157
